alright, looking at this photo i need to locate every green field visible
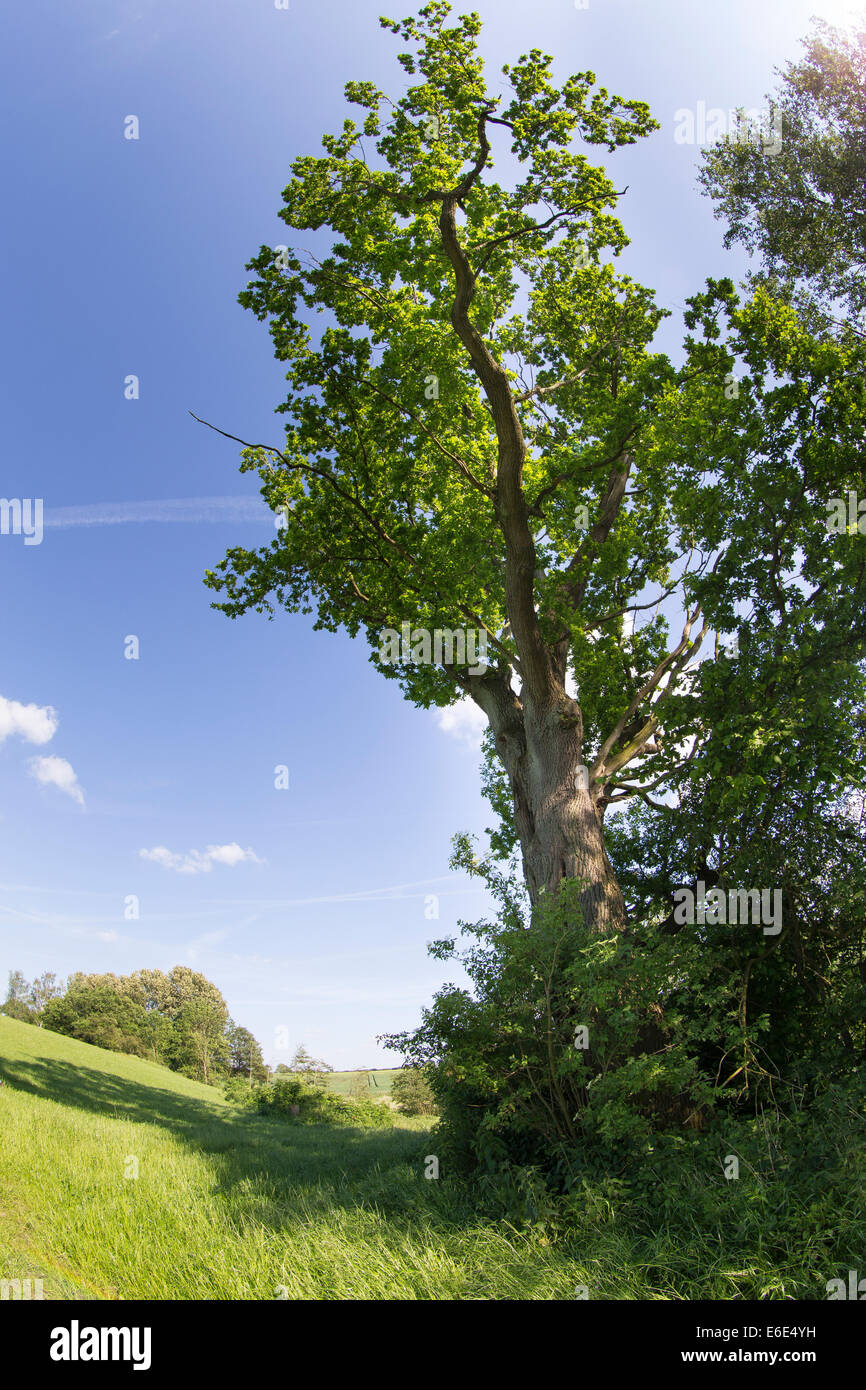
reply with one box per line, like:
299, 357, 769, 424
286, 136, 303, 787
324, 1068, 401, 1098
0, 1016, 587, 1300
2, 1014, 860, 1300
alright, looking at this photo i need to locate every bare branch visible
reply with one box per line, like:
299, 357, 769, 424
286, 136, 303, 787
591, 605, 709, 781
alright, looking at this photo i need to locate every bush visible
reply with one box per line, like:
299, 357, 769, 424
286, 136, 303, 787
252, 1077, 394, 1128
222, 1076, 256, 1105
391, 1068, 438, 1116
384, 861, 744, 1179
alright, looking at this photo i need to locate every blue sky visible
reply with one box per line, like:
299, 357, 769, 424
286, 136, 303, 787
0, 0, 858, 1068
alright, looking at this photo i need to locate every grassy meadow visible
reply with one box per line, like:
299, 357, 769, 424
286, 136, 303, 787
0, 1015, 586, 1300
1, 1014, 861, 1300
324, 1068, 401, 1098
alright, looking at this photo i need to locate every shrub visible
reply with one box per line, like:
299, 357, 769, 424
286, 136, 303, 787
222, 1075, 256, 1105
252, 1077, 393, 1128
384, 860, 743, 1179
391, 1068, 438, 1116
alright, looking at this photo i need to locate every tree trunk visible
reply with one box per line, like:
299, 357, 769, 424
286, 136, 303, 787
516, 771, 625, 933
481, 681, 627, 933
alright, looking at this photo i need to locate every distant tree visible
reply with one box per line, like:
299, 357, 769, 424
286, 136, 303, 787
289, 1043, 333, 1089
29, 972, 63, 1019
67, 970, 135, 998
1, 998, 33, 1022
6, 970, 30, 1002
700, 19, 866, 330
273, 1062, 292, 1075
139, 1010, 175, 1064
226, 1021, 268, 1085
133, 966, 230, 1020
391, 1068, 437, 1116
41, 985, 149, 1057
169, 999, 230, 1085
2, 971, 32, 1021
14, 963, 248, 1083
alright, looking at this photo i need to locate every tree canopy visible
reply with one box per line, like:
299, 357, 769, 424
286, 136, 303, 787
204, 3, 865, 936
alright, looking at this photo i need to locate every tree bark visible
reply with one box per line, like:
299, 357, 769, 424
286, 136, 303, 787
475, 675, 627, 933
518, 713, 625, 932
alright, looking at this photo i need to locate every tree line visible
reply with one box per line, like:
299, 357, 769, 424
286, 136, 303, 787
1, 966, 267, 1088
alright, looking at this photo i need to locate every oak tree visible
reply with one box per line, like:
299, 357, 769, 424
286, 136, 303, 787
205, 4, 865, 935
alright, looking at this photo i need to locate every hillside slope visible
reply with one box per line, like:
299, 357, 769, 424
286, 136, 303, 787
0, 1015, 585, 1300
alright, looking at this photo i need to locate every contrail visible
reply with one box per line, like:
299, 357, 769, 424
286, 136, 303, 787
43, 497, 274, 528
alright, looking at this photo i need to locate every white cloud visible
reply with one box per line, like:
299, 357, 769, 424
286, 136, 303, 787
434, 697, 487, 749
139, 843, 264, 875
206, 843, 259, 867
0, 696, 58, 746
29, 755, 85, 806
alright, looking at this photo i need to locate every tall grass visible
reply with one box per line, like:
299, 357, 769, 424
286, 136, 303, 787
1, 1015, 861, 1300
0, 1017, 586, 1299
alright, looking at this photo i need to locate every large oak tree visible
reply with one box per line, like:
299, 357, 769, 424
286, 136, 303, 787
204, 4, 865, 935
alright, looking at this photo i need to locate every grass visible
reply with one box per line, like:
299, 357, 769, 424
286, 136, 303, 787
0, 1016, 585, 1299
1, 1015, 862, 1300
324, 1068, 401, 1097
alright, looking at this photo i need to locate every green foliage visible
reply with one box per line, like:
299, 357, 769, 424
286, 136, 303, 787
389, 813, 866, 1209
1, 998, 34, 1023
203, 1, 670, 723
254, 1077, 394, 1129
467, 1068, 866, 1294
386, 842, 823, 1175
204, 0, 866, 940
391, 1067, 438, 1115
5, 970, 29, 1003
28, 972, 62, 1014
3, 970, 60, 1022
605, 784, 866, 1087
28, 963, 265, 1088
287, 1043, 334, 1088
222, 1075, 257, 1105
700, 19, 866, 327
41, 985, 152, 1059
2, 1013, 861, 1300
166, 999, 231, 1085
227, 1022, 268, 1084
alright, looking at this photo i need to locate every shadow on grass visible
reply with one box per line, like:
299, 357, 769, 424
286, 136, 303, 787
2, 1055, 235, 1136
2, 1055, 451, 1230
